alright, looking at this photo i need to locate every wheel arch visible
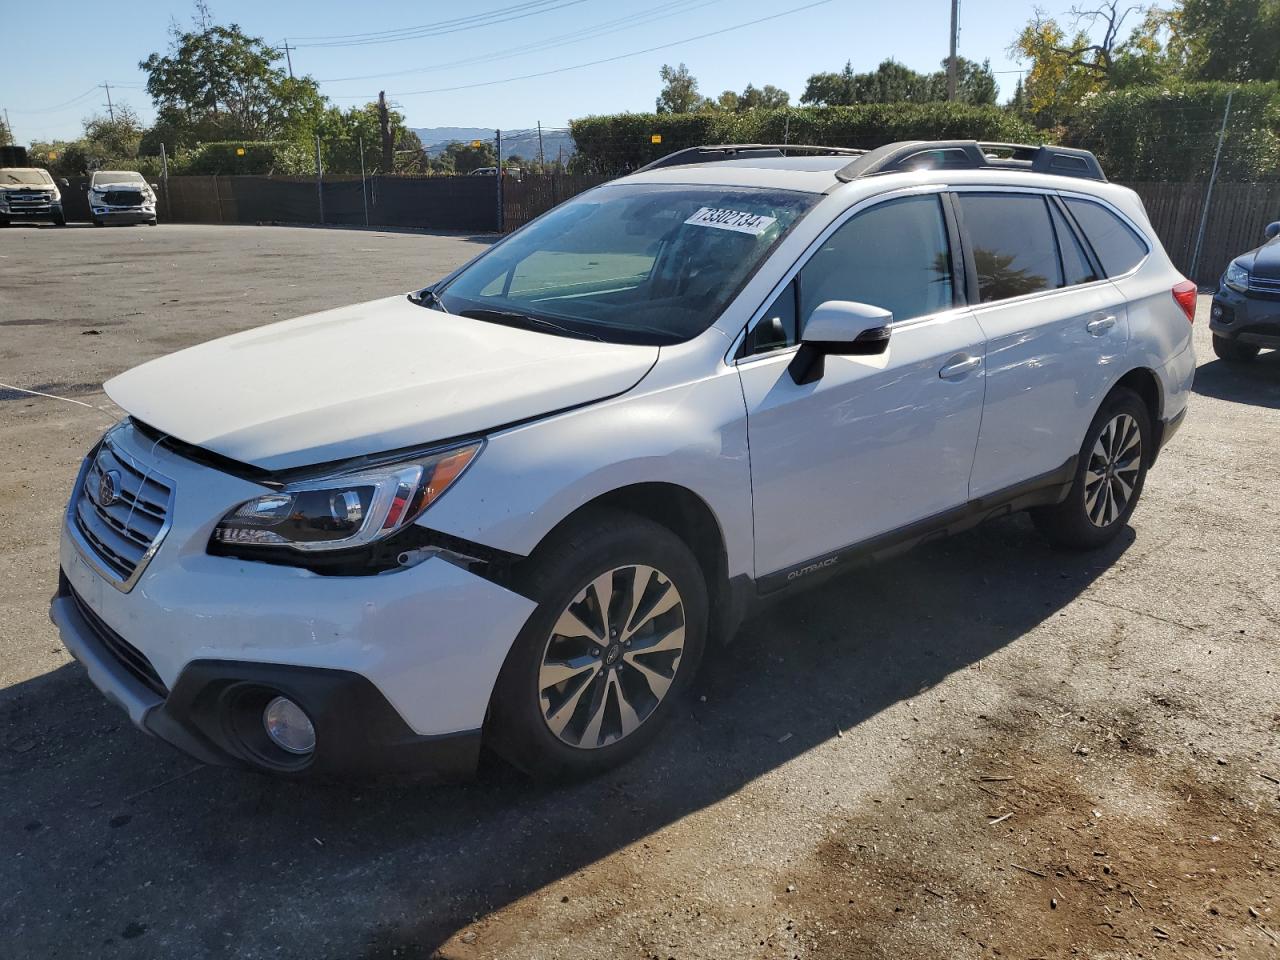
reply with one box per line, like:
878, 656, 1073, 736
521, 482, 743, 644
1110, 366, 1164, 461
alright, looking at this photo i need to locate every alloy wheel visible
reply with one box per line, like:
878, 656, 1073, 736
538, 565, 686, 749
1084, 413, 1142, 528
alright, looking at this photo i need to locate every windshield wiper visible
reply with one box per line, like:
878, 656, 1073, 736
408, 287, 449, 313
458, 308, 604, 342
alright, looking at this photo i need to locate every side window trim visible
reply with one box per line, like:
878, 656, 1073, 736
732, 187, 960, 362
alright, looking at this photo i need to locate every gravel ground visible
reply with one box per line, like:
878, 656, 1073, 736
1, 223, 1277, 960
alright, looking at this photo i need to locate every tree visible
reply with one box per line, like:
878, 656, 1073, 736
83, 106, 145, 159
1181, 0, 1280, 82
712, 82, 791, 112
439, 140, 495, 174
139, 13, 324, 147
0, 114, 12, 146
801, 62, 858, 106
656, 63, 707, 113
800, 58, 996, 106
1009, 1, 1180, 121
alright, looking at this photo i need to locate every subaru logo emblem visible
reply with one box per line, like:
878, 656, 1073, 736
96, 469, 121, 508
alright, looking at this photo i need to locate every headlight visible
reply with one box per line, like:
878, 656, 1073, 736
212, 441, 481, 552
1225, 261, 1250, 292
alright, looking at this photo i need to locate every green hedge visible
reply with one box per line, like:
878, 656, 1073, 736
170, 141, 312, 175
569, 104, 1040, 173
1066, 82, 1280, 181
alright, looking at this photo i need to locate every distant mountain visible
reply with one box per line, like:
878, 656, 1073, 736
411, 126, 575, 162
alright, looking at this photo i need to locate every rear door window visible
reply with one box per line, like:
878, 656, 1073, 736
957, 193, 1062, 302
1063, 198, 1149, 277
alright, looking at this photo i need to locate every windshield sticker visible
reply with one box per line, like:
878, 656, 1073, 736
684, 206, 777, 236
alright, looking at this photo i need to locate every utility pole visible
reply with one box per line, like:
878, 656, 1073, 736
315, 134, 325, 225
377, 91, 393, 173
536, 121, 545, 166
495, 129, 504, 233
359, 137, 369, 227
281, 40, 295, 79
1190, 89, 1233, 282
101, 83, 115, 122
946, 0, 959, 101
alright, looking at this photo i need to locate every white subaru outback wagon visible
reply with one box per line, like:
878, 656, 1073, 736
53, 141, 1196, 779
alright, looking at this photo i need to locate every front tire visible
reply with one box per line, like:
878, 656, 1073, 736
92, 219, 104, 227
1212, 334, 1260, 363
488, 508, 707, 780
1032, 388, 1151, 550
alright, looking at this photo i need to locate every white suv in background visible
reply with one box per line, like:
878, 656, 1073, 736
53, 141, 1195, 780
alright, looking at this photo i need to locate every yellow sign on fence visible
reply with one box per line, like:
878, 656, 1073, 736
236, 147, 246, 156
471, 140, 484, 148
650, 134, 662, 144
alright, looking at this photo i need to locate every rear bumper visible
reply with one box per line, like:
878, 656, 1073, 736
1211, 287, 1280, 347
52, 572, 483, 778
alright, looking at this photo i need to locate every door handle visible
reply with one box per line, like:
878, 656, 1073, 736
939, 354, 982, 379
1086, 314, 1118, 336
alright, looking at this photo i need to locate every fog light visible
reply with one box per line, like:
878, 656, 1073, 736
263, 696, 316, 755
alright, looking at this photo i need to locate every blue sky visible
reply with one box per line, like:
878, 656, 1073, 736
3, 0, 1072, 144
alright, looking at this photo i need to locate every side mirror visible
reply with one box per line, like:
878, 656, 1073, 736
58, 178, 69, 187
789, 300, 893, 385
150, 182, 160, 190
1266, 221, 1280, 241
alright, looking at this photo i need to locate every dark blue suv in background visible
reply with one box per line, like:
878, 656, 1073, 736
1211, 220, 1280, 362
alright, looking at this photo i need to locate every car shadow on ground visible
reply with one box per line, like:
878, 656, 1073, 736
0, 515, 1132, 958
1193, 351, 1280, 408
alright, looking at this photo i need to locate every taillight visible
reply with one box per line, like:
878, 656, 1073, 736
1172, 280, 1197, 324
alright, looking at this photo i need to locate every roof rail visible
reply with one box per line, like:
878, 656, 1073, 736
636, 143, 866, 173
834, 140, 1106, 183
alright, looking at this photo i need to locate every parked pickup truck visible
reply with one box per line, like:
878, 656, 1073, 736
0, 167, 66, 226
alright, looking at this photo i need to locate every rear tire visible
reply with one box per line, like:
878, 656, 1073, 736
1212, 334, 1260, 363
1031, 388, 1151, 550
487, 508, 707, 781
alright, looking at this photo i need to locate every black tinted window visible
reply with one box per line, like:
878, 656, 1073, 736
958, 193, 1062, 302
1064, 198, 1148, 276
1051, 203, 1101, 286
744, 279, 797, 355
799, 194, 954, 326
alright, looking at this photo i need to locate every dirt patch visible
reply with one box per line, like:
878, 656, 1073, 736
792, 733, 1280, 959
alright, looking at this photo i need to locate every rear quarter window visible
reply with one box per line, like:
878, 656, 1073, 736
1063, 198, 1149, 277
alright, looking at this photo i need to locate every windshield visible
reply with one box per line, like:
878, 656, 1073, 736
92, 171, 144, 185
1, 169, 53, 185
436, 182, 818, 345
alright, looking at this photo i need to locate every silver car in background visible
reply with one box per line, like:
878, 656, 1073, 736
88, 171, 158, 227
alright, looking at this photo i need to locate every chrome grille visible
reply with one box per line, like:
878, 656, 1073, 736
72, 439, 175, 590
5, 190, 53, 212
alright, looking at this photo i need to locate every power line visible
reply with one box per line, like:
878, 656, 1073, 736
334, 0, 836, 100
292, 0, 592, 48
318, 0, 721, 84
8, 85, 101, 114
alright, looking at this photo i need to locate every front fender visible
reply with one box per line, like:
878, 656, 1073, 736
420, 368, 754, 579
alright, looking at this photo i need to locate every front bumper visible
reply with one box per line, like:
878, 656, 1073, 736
52, 574, 483, 777
91, 205, 155, 223
52, 422, 537, 777
1, 201, 62, 221
1211, 285, 1280, 348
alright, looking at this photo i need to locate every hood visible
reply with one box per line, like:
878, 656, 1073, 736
105, 295, 659, 471
1243, 237, 1280, 281
93, 181, 149, 191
